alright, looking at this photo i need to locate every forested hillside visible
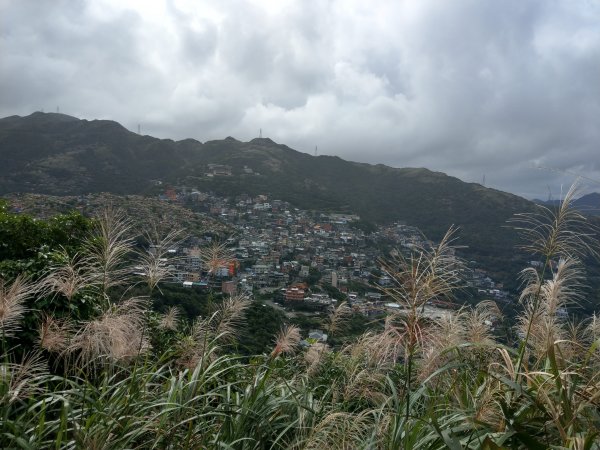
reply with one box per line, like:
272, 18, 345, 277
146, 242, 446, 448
0, 112, 539, 283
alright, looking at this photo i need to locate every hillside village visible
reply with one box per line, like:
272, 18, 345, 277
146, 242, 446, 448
154, 186, 511, 318
4, 187, 512, 324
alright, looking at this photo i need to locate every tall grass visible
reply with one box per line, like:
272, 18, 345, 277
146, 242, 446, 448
1, 193, 600, 449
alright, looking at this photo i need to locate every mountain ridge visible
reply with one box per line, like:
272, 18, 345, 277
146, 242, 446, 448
0, 112, 540, 284
534, 192, 600, 216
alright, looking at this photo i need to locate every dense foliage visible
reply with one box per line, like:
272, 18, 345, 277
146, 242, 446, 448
1, 186, 600, 448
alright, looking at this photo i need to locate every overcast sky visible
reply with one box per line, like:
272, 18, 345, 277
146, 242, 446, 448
2, 0, 600, 199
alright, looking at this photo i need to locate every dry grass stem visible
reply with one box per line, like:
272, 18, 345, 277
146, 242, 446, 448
38, 314, 72, 353
138, 227, 185, 291
0, 352, 48, 404
67, 297, 150, 365
200, 242, 234, 275
41, 251, 94, 301
304, 342, 330, 376
210, 295, 249, 344
511, 182, 598, 260
159, 306, 181, 331
271, 324, 301, 357
0, 275, 35, 337
84, 206, 134, 298
327, 301, 352, 336
302, 411, 374, 450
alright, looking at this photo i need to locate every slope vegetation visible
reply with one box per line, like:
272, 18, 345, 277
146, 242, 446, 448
0, 112, 538, 278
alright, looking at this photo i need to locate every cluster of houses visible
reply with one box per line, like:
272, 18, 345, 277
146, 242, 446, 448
149, 186, 511, 317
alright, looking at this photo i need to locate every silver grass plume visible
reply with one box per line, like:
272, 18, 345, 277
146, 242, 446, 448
0, 352, 48, 405
342, 365, 387, 405
326, 301, 352, 336
40, 250, 94, 301
464, 300, 502, 346
271, 324, 301, 358
84, 206, 134, 303
380, 226, 464, 312
67, 297, 150, 366
585, 314, 600, 364
418, 309, 465, 382
304, 342, 330, 376
517, 257, 582, 361
209, 294, 249, 344
511, 182, 598, 261
300, 411, 374, 450
138, 226, 184, 292
177, 295, 249, 368
512, 183, 597, 377
0, 275, 36, 337
159, 306, 181, 331
200, 241, 233, 275
38, 314, 72, 353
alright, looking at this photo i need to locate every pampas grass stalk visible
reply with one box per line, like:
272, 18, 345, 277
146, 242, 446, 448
66, 297, 150, 368
200, 241, 234, 276
379, 225, 463, 423
271, 324, 301, 358
138, 226, 184, 292
512, 182, 597, 374
40, 250, 94, 303
83, 206, 134, 307
37, 315, 72, 353
159, 306, 181, 332
0, 275, 34, 340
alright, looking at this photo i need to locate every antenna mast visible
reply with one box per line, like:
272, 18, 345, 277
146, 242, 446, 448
314, 146, 318, 156
259, 128, 262, 138
137, 124, 141, 134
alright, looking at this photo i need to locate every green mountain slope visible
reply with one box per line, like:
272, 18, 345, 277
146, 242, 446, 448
0, 112, 538, 282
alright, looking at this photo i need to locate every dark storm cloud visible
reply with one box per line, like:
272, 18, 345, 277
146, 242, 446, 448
1, 0, 599, 198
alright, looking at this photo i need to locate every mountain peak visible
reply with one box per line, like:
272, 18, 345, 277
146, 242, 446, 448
249, 137, 276, 145
84, 118, 129, 132
0, 112, 80, 132
574, 192, 600, 215
27, 111, 80, 123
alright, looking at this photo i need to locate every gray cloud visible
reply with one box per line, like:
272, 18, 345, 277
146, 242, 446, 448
2, 0, 600, 199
